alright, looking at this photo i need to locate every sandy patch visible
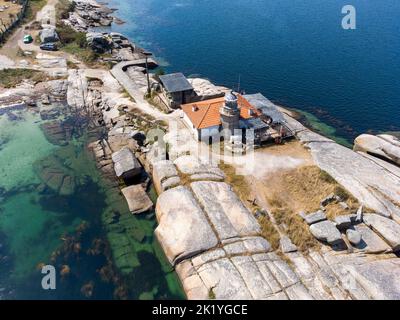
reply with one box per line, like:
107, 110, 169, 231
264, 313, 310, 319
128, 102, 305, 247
222, 140, 313, 177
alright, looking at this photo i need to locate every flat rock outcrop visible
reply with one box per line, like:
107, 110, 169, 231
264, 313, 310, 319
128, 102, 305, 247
363, 214, 400, 251
191, 181, 260, 239
154, 156, 312, 299
67, 69, 88, 110
187, 78, 228, 100
285, 247, 400, 299
155, 186, 219, 265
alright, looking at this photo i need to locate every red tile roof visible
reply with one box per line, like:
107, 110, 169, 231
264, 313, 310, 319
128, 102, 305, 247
182, 95, 261, 129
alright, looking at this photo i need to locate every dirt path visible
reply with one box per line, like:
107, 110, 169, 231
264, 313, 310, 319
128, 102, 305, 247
0, 0, 81, 70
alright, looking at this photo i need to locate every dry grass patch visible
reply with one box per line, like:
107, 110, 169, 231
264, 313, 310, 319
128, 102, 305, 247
266, 166, 359, 219
258, 216, 280, 251
260, 165, 359, 251
219, 161, 253, 206
272, 205, 320, 252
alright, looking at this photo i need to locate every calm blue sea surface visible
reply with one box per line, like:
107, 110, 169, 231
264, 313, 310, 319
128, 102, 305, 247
104, 0, 400, 141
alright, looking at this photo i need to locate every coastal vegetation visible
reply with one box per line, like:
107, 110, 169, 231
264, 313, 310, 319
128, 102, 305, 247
55, 0, 99, 65
0, 68, 48, 88
145, 90, 170, 114
56, 0, 75, 21
56, 24, 98, 64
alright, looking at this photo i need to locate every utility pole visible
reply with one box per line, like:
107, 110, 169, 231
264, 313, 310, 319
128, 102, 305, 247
143, 51, 152, 96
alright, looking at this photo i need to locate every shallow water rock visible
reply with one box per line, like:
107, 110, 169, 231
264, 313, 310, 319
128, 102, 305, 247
40, 121, 70, 146
111, 147, 142, 180
121, 185, 153, 214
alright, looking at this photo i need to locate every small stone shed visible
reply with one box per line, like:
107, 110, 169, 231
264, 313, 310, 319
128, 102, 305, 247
159, 73, 195, 108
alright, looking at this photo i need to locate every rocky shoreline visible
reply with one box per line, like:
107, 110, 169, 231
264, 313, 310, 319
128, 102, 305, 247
2, 0, 400, 300
64, 0, 400, 300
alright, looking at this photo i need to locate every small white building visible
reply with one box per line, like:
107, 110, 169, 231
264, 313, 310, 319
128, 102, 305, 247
181, 92, 292, 144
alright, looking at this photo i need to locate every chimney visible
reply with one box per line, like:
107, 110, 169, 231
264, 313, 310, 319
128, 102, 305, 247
192, 105, 199, 112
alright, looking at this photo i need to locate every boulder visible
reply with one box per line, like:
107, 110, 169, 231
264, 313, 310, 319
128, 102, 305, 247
353, 224, 391, 253
363, 214, 400, 251
280, 236, 298, 253
304, 210, 326, 225
111, 147, 142, 180
121, 185, 153, 214
320, 193, 336, 207
346, 229, 362, 246
174, 155, 225, 180
354, 134, 400, 166
334, 214, 357, 230
309, 221, 342, 245
86, 32, 113, 53
152, 160, 180, 194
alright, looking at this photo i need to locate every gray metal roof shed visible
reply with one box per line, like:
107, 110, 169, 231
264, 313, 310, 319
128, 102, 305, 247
239, 118, 269, 130
243, 93, 286, 124
159, 73, 193, 93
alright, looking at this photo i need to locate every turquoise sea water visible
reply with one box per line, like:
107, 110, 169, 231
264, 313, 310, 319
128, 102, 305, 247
0, 106, 184, 299
103, 0, 400, 143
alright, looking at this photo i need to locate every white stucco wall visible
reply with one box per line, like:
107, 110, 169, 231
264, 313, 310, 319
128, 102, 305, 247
182, 112, 200, 139
182, 112, 221, 141
199, 125, 220, 141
